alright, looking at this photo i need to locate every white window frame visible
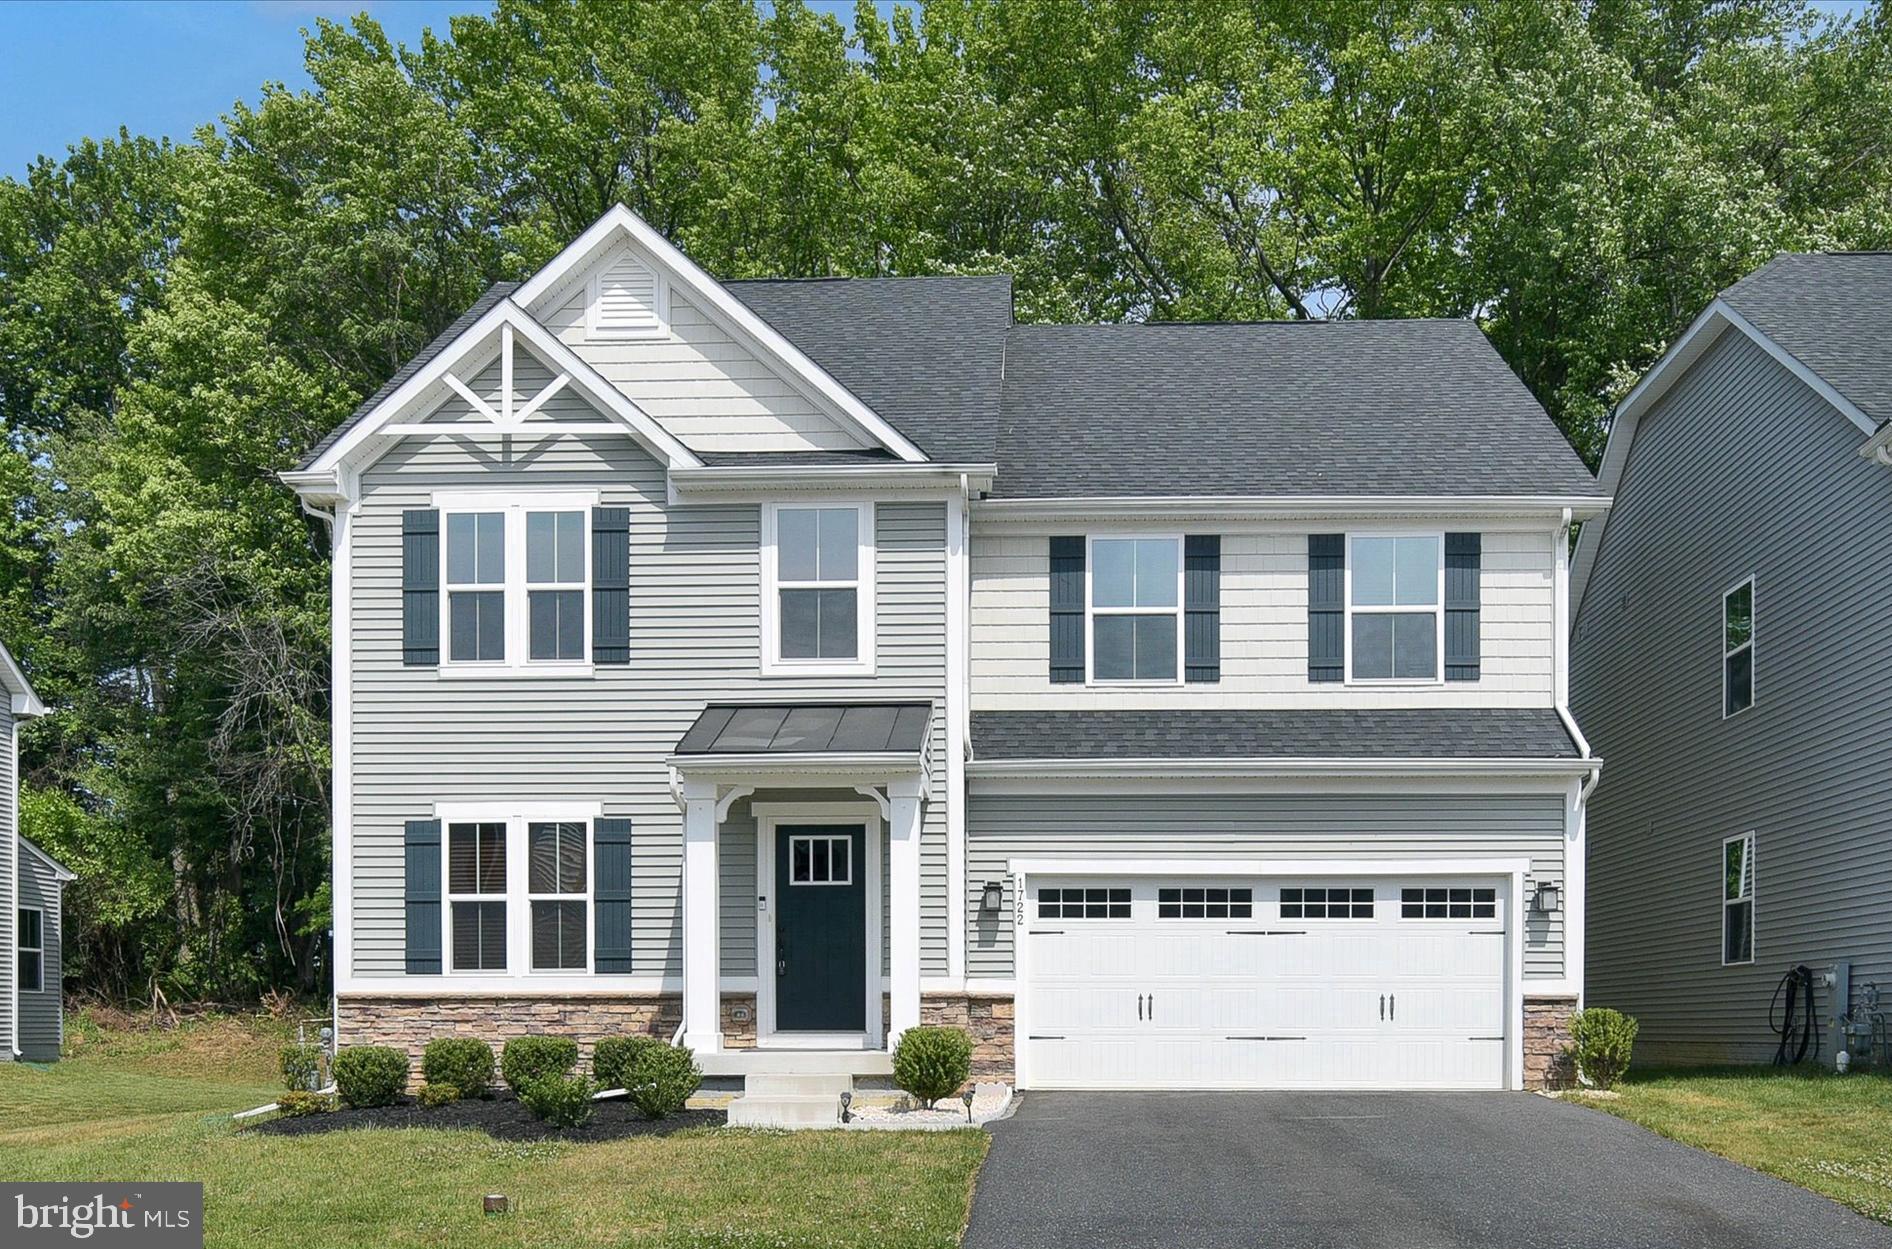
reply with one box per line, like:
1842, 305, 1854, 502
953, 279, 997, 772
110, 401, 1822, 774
1722, 831, 1756, 967
1722, 575, 1755, 719
760, 501, 876, 677
1344, 531, 1446, 686
1085, 533, 1185, 687
433, 490, 599, 677
437, 802, 606, 981
17, 906, 42, 993
586, 257, 670, 341
787, 833, 855, 887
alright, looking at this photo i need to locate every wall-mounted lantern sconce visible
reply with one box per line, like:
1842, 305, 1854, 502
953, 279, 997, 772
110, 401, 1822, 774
980, 880, 1005, 914
1533, 881, 1561, 914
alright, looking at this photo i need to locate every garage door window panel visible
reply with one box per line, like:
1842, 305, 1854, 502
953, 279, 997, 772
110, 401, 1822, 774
1401, 886, 1497, 919
1157, 887, 1253, 919
1039, 887, 1131, 919
1280, 887, 1375, 919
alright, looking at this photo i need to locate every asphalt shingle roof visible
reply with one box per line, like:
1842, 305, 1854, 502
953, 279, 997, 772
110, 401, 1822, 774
676, 702, 934, 756
1720, 252, 1892, 426
970, 709, 1581, 761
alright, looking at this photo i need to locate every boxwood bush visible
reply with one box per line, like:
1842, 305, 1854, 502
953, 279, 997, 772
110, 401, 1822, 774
624, 1044, 702, 1120
332, 1046, 408, 1108
415, 1081, 461, 1108
276, 1090, 335, 1117
1568, 1007, 1639, 1089
518, 1073, 596, 1128
279, 1042, 324, 1092
892, 1026, 972, 1109
592, 1035, 665, 1092
422, 1037, 494, 1099
500, 1035, 579, 1092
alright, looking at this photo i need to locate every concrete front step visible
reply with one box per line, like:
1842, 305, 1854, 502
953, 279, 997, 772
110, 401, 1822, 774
727, 1092, 843, 1129
699, 1049, 894, 1078
745, 1072, 854, 1098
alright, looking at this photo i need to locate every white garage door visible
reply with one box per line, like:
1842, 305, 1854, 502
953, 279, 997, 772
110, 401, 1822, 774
1019, 876, 1510, 1090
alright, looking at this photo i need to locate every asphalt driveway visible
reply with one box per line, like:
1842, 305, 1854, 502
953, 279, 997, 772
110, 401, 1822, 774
965, 1092, 1892, 1249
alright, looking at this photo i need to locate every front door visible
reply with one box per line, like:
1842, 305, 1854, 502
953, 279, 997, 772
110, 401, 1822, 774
774, 824, 867, 1032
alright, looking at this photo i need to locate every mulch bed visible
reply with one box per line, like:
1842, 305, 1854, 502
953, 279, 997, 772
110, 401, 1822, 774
247, 1095, 726, 1143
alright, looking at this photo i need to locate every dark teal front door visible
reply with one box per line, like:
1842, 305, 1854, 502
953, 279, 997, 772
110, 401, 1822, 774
775, 824, 867, 1032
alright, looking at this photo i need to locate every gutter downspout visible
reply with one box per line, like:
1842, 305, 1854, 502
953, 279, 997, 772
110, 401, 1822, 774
1553, 508, 1600, 1009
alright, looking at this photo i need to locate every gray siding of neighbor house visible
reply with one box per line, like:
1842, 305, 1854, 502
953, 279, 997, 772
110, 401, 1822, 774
964, 790, 1567, 980
350, 421, 950, 983
1, 707, 13, 1057
1572, 326, 1892, 1064
18, 848, 62, 1061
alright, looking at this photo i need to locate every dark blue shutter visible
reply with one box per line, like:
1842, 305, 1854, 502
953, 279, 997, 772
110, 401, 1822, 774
1308, 534, 1344, 683
592, 506, 630, 665
1445, 532, 1482, 681
594, 818, 633, 973
1184, 535, 1221, 683
1049, 536, 1086, 683
404, 819, 442, 974
402, 510, 440, 666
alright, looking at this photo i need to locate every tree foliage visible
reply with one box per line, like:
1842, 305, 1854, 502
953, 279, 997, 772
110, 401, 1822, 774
2, 0, 1887, 1001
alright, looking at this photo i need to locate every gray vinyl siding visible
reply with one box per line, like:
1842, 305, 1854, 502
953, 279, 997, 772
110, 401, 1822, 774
349, 425, 949, 981
965, 790, 1566, 979
1, 708, 12, 1057
17, 849, 61, 1061
1572, 326, 1892, 1064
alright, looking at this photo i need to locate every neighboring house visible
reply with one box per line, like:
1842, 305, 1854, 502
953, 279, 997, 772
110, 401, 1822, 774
3, 637, 70, 1063
284, 205, 1605, 1098
1571, 253, 1892, 1065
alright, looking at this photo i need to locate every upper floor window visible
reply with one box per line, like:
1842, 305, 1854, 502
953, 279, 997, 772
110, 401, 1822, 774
1723, 578, 1754, 717
1723, 832, 1754, 965
17, 908, 42, 992
762, 503, 874, 675
1347, 534, 1442, 683
436, 492, 596, 673
1089, 536, 1181, 683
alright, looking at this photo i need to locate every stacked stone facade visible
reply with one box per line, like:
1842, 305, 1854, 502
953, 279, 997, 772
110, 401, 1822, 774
1523, 995, 1578, 1089
920, 992, 1015, 1080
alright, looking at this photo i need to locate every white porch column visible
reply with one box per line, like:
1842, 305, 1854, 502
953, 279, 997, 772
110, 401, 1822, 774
680, 779, 722, 1053
888, 777, 925, 1049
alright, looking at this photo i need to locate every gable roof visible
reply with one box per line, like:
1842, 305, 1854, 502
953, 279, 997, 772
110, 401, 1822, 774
21, 838, 76, 883
0, 637, 44, 718
1721, 253, 1892, 426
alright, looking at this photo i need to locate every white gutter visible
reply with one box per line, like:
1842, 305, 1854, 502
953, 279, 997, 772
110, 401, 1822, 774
976, 494, 1612, 520
668, 462, 998, 503
966, 756, 1601, 779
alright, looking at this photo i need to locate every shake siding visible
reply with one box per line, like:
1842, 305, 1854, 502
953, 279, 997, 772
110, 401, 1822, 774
1, 708, 12, 1055
965, 791, 1566, 980
971, 523, 1556, 709
17, 848, 61, 1061
535, 249, 869, 452
1572, 327, 1892, 1064
350, 430, 949, 981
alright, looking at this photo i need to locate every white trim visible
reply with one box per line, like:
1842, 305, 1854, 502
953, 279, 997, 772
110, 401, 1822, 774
1721, 831, 1757, 967
330, 501, 354, 1047
1085, 534, 1185, 686
19, 840, 75, 883
755, 803, 884, 1049
1343, 531, 1445, 686
513, 205, 928, 462
430, 803, 609, 979
434, 801, 604, 823
981, 495, 1612, 521
760, 501, 876, 677
1573, 296, 1874, 620
15, 906, 42, 994
967, 756, 1601, 780
0, 639, 44, 718
1722, 575, 1756, 719
668, 463, 997, 504
944, 485, 969, 982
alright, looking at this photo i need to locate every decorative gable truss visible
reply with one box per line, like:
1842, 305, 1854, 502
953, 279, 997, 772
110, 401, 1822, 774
284, 298, 703, 504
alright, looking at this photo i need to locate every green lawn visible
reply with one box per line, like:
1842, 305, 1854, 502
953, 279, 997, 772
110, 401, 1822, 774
0, 1012, 988, 1249
1571, 1066, 1892, 1223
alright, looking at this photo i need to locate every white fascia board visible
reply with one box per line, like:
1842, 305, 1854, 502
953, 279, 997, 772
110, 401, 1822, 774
1573, 298, 1879, 617
668, 463, 997, 504
298, 299, 701, 481
0, 640, 43, 718
20, 839, 76, 883
666, 752, 927, 787
976, 495, 1612, 523
513, 205, 929, 464
966, 756, 1601, 780
1006, 856, 1533, 879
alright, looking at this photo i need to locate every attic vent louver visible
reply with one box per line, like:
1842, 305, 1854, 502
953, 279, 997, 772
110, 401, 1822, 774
588, 254, 665, 339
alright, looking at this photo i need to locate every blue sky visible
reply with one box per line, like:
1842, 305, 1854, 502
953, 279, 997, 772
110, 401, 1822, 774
0, 0, 1870, 180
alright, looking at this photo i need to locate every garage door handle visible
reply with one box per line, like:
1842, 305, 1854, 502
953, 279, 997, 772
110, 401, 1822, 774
1137, 993, 1144, 1020
1380, 994, 1385, 1021
1390, 994, 1395, 1021
1148, 994, 1154, 1021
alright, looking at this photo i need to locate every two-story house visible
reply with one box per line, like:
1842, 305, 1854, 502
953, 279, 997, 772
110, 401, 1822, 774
284, 205, 1605, 1100
3, 636, 69, 1063
1572, 254, 1892, 1065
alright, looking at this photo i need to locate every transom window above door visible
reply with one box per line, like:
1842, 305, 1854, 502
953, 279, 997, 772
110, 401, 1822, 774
764, 504, 873, 674
1089, 536, 1181, 683
789, 834, 853, 886
1347, 534, 1442, 682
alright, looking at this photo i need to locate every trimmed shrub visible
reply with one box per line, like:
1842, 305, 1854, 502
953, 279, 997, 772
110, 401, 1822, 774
332, 1045, 409, 1108
623, 1045, 702, 1120
1568, 1007, 1639, 1090
416, 1081, 461, 1108
592, 1035, 665, 1091
276, 1090, 335, 1117
422, 1038, 494, 1099
892, 1026, 973, 1109
518, 1073, 596, 1128
279, 1042, 324, 1092
501, 1036, 579, 1092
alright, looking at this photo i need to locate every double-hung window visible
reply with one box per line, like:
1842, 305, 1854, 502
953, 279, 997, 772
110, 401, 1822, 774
438, 493, 595, 672
1723, 578, 1754, 717
1089, 536, 1181, 683
1347, 534, 1442, 682
763, 503, 873, 674
17, 909, 42, 992
1723, 833, 1755, 965
528, 821, 589, 971
448, 822, 508, 972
